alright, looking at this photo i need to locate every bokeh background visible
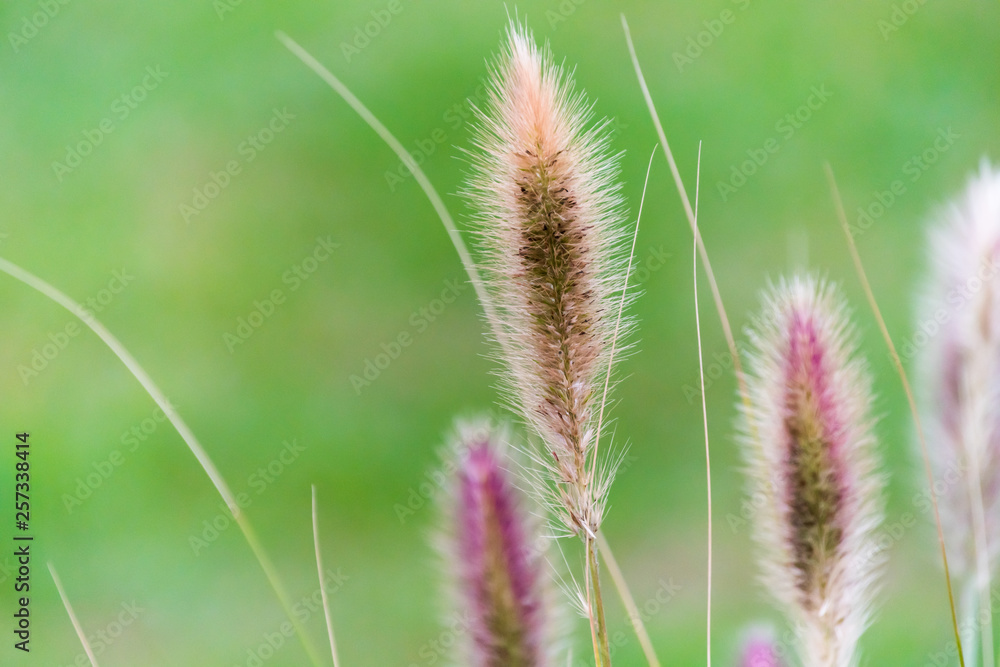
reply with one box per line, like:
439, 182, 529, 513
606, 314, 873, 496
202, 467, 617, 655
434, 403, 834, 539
1, 0, 998, 664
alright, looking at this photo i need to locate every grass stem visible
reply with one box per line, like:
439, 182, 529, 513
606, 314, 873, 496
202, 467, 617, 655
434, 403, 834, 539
588, 538, 613, 666
48, 562, 99, 667
597, 533, 661, 667
312, 486, 341, 667
0, 257, 323, 667
693, 140, 712, 667
824, 163, 965, 667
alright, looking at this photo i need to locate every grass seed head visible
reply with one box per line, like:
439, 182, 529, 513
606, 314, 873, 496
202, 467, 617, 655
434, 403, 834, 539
464, 20, 630, 538
739, 275, 884, 667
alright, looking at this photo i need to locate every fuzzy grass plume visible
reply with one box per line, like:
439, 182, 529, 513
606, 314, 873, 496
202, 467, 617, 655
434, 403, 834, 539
463, 23, 630, 664
917, 161, 1000, 665
739, 276, 884, 667
441, 419, 556, 667
464, 20, 628, 542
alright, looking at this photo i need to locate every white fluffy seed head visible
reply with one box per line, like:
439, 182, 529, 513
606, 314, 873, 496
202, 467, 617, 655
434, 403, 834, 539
917, 160, 1000, 577
738, 275, 885, 667
463, 22, 631, 537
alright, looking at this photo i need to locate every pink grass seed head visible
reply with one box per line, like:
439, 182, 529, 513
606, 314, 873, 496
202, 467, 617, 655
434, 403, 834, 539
737, 628, 785, 667
739, 276, 884, 667
463, 21, 630, 538
443, 419, 554, 667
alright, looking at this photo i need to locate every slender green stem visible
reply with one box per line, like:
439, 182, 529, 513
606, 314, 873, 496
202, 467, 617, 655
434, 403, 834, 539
620, 15, 747, 405
825, 164, 965, 667
312, 486, 341, 667
597, 533, 660, 667
692, 141, 712, 667
235, 518, 326, 667
591, 145, 655, 487
48, 562, 100, 667
584, 541, 601, 667
621, 12, 763, 494
588, 538, 612, 666
274, 30, 511, 363
0, 257, 323, 667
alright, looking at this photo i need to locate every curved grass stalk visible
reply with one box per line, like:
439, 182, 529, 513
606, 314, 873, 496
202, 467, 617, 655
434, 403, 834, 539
692, 141, 712, 667
824, 164, 965, 666
620, 15, 749, 408
596, 533, 661, 667
48, 562, 99, 667
274, 31, 510, 362
621, 23, 725, 661
0, 257, 323, 667
312, 486, 341, 667
621, 22, 766, 569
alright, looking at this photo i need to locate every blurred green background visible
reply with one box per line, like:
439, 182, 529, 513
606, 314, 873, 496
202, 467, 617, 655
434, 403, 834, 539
1, 0, 998, 664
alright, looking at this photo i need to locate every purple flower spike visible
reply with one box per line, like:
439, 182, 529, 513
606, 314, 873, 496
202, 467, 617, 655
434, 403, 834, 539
447, 421, 550, 667
739, 276, 884, 667
738, 629, 785, 667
